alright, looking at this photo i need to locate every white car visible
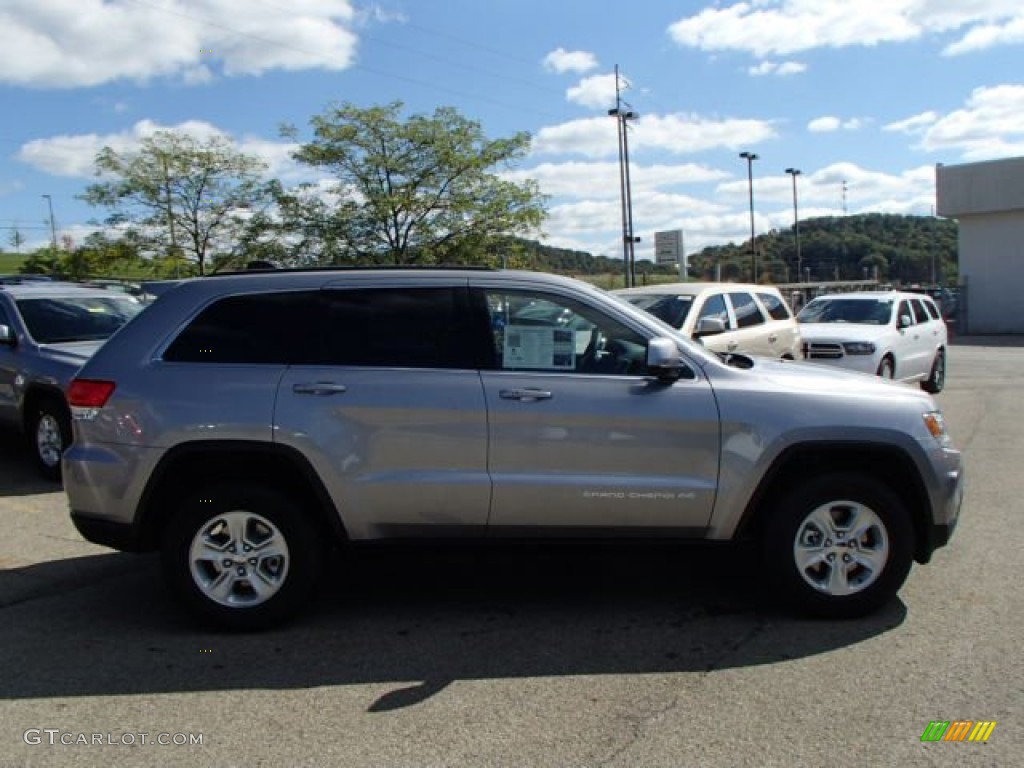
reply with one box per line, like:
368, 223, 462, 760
797, 291, 947, 393
614, 282, 803, 359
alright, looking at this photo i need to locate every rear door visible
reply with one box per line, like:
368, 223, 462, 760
274, 283, 491, 540
475, 283, 720, 534
725, 291, 771, 356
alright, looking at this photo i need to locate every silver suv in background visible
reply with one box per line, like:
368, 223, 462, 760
0, 281, 143, 478
63, 268, 963, 629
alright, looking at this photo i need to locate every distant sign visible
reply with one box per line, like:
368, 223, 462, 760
654, 229, 683, 265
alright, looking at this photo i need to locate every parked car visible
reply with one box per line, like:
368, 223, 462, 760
64, 268, 962, 629
614, 282, 803, 360
797, 291, 947, 393
0, 282, 144, 478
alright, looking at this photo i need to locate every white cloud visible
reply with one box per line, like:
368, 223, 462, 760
748, 60, 806, 76
883, 111, 940, 134
943, 14, 1024, 55
807, 116, 865, 133
0, 0, 358, 88
16, 120, 304, 181
913, 84, 1024, 159
543, 47, 599, 74
532, 113, 777, 159
667, 1, 1023, 57
566, 73, 621, 109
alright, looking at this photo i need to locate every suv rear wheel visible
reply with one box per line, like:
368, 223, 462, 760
161, 484, 325, 630
29, 396, 71, 481
762, 472, 913, 618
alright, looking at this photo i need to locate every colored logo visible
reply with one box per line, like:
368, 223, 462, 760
920, 720, 996, 742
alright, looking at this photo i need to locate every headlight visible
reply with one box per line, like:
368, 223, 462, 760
923, 411, 951, 447
842, 341, 876, 355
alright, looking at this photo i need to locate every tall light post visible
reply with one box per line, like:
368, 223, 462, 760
785, 168, 802, 283
41, 194, 57, 251
739, 151, 758, 282
610, 65, 639, 287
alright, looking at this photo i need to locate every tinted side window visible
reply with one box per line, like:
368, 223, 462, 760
897, 300, 914, 326
164, 291, 320, 364
911, 299, 930, 324
729, 292, 765, 328
697, 294, 732, 330
756, 291, 791, 321
923, 299, 941, 320
323, 287, 479, 369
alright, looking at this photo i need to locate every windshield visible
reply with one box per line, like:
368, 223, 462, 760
620, 294, 695, 329
16, 296, 143, 343
797, 298, 894, 325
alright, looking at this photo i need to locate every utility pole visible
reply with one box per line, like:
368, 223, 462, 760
840, 180, 848, 281
739, 152, 758, 282
609, 65, 639, 287
41, 194, 57, 251
785, 168, 802, 282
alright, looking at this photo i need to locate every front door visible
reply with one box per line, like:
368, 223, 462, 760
475, 286, 720, 535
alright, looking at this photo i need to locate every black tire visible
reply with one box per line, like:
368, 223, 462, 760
876, 356, 895, 380
921, 350, 945, 394
28, 396, 71, 482
161, 484, 325, 630
762, 472, 913, 618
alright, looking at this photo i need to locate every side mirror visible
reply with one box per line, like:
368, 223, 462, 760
898, 314, 913, 329
694, 316, 726, 338
647, 337, 688, 381
0, 324, 14, 346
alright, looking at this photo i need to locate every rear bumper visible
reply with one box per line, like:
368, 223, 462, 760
71, 511, 145, 552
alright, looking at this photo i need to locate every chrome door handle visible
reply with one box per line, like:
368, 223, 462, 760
499, 388, 553, 401
292, 382, 348, 395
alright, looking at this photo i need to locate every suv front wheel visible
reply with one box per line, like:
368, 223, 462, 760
762, 472, 913, 618
161, 484, 325, 630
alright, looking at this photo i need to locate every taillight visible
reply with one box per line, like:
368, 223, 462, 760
68, 379, 117, 408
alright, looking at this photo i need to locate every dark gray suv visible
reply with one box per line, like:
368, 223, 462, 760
0, 281, 143, 478
63, 268, 964, 629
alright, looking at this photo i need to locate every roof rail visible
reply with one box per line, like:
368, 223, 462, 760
210, 264, 500, 277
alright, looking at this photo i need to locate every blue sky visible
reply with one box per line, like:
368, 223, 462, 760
1, 0, 1022, 262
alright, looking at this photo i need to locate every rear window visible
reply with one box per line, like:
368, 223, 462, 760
728, 292, 765, 329
163, 291, 320, 364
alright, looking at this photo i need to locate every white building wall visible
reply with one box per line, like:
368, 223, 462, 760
936, 157, 1024, 334
958, 212, 1024, 333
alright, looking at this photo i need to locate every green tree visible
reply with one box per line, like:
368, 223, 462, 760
80, 131, 274, 275
280, 101, 547, 265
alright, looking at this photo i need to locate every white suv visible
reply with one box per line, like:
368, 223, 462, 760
797, 291, 947, 393
614, 283, 803, 359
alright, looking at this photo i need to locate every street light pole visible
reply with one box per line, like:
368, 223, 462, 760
41, 194, 57, 250
739, 152, 758, 282
785, 168, 802, 283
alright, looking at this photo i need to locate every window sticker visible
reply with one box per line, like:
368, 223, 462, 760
503, 325, 575, 370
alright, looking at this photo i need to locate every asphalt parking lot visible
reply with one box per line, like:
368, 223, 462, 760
1, 339, 1022, 767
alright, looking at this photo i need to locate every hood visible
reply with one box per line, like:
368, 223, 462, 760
728, 355, 931, 403
37, 340, 106, 367
797, 322, 891, 344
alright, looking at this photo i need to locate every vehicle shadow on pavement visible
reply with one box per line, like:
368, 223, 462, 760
0, 432, 61, 497
0, 543, 907, 710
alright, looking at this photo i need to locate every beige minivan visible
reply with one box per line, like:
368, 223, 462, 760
615, 282, 803, 359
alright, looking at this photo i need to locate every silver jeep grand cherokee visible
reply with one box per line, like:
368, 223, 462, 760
63, 268, 963, 629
